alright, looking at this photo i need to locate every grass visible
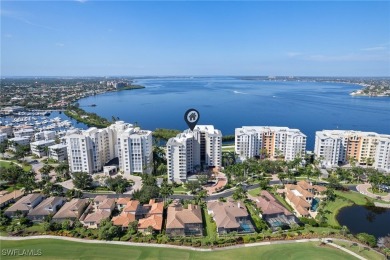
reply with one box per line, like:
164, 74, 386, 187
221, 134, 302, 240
320, 190, 390, 227
0, 160, 32, 172
0, 239, 357, 260
272, 193, 295, 212
332, 240, 386, 260
368, 188, 388, 196
222, 147, 235, 152
248, 187, 262, 197
25, 224, 46, 234
245, 202, 267, 232
173, 185, 189, 194
335, 190, 390, 205
319, 197, 353, 227
202, 207, 217, 239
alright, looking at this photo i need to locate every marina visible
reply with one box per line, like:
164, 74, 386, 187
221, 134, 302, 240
0, 111, 88, 135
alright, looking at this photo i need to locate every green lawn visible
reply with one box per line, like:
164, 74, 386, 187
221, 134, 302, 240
173, 185, 189, 194
0, 160, 32, 172
0, 239, 356, 260
272, 193, 295, 212
222, 147, 235, 152
203, 207, 217, 239
332, 240, 386, 260
368, 188, 389, 196
248, 187, 262, 197
335, 190, 390, 205
319, 197, 353, 227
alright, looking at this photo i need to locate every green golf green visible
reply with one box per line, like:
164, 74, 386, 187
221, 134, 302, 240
0, 239, 356, 260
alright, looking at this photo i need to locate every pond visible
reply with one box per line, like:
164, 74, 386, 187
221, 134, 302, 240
336, 205, 390, 238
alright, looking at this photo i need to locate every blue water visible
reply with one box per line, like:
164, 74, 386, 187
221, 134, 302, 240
78, 77, 390, 149
311, 198, 320, 211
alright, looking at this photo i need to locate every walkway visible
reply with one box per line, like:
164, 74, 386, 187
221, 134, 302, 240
204, 172, 227, 195
0, 235, 374, 258
356, 183, 390, 202
323, 239, 366, 260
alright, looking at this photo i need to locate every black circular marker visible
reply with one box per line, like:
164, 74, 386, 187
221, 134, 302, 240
184, 109, 200, 131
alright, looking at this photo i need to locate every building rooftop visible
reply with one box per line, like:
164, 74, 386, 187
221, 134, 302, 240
166, 201, 202, 229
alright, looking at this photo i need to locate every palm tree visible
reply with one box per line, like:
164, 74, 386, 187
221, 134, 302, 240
159, 179, 173, 202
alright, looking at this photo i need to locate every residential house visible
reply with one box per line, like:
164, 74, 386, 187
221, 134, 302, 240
112, 199, 140, 229
27, 197, 66, 222
0, 190, 24, 208
165, 200, 203, 237
284, 180, 327, 217
52, 198, 89, 222
4, 193, 44, 217
82, 210, 111, 229
116, 197, 131, 211
207, 200, 255, 235
253, 190, 298, 230
82, 196, 115, 229
137, 199, 164, 234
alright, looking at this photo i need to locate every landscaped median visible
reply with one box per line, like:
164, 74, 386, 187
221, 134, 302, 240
0, 237, 362, 260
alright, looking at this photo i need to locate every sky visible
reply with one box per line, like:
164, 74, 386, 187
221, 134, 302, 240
1, 1, 390, 77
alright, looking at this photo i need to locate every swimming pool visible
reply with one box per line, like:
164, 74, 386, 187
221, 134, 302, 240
311, 198, 320, 211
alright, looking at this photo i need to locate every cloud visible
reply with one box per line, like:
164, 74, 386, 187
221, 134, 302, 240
361, 46, 387, 51
75, 0, 88, 3
4, 34, 13, 38
56, 43, 65, 47
287, 52, 302, 57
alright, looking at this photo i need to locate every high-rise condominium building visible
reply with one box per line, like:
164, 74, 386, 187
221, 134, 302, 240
117, 128, 153, 175
166, 125, 222, 183
314, 130, 390, 172
235, 126, 307, 161
64, 121, 153, 175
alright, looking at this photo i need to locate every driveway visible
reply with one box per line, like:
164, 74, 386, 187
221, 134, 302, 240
356, 183, 390, 202
123, 175, 142, 194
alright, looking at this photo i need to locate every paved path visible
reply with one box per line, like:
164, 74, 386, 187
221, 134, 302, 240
324, 239, 367, 260
356, 183, 390, 202
123, 175, 142, 194
0, 235, 379, 258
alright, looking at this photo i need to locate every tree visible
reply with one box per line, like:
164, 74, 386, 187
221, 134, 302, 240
55, 162, 70, 180
159, 179, 173, 202
105, 176, 128, 193
0, 163, 24, 185
185, 180, 201, 194
356, 233, 377, 247
194, 190, 207, 205
65, 189, 83, 199
132, 176, 160, 204
323, 188, 336, 202
98, 219, 121, 240
62, 219, 72, 231
197, 174, 209, 185
19, 171, 36, 193
127, 220, 138, 235
340, 225, 349, 237
232, 184, 247, 201
0, 140, 7, 157
40, 164, 54, 175
72, 172, 93, 190
278, 173, 287, 185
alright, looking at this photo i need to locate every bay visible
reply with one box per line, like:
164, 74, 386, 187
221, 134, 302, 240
78, 77, 390, 150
